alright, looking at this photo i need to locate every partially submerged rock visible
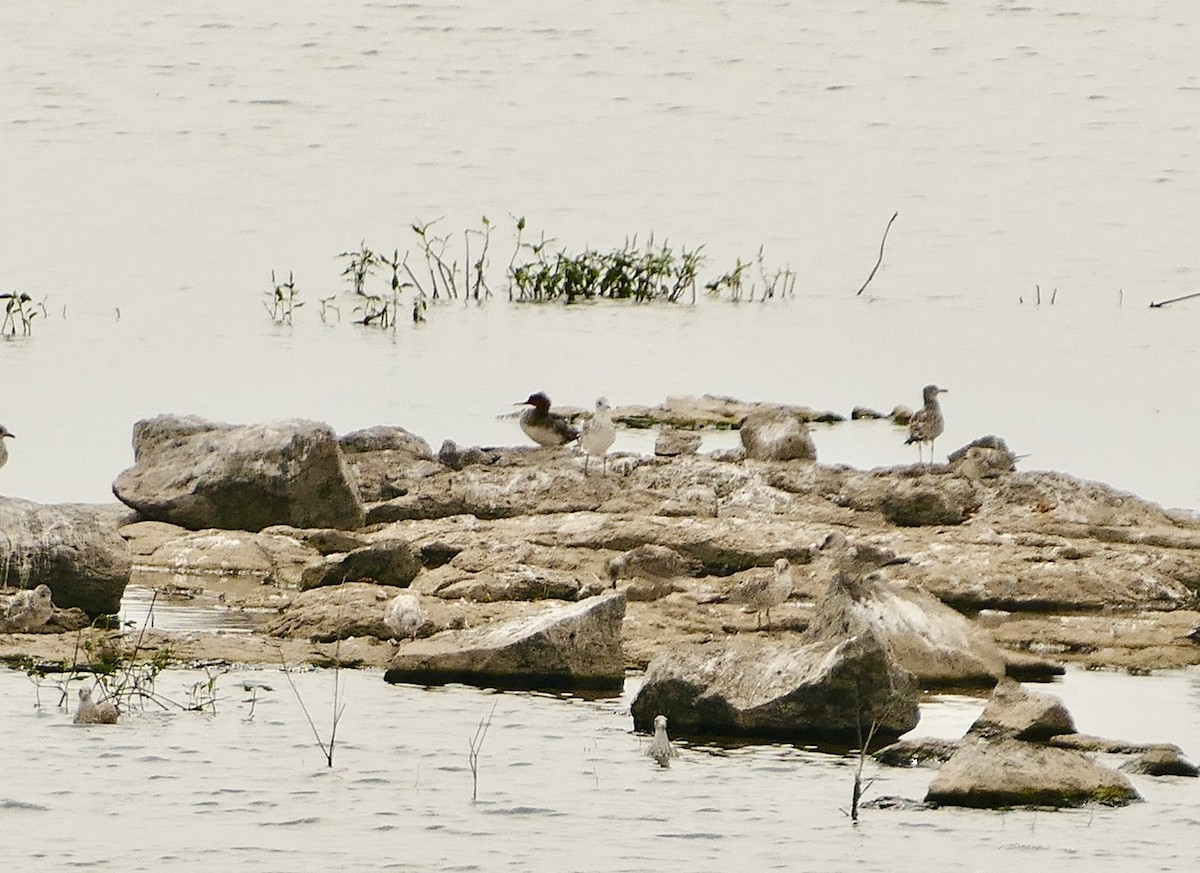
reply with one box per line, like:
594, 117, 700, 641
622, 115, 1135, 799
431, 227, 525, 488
630, 630, 918, 741
874, 737, 960, 767
925, 737, 1141, 808
383, 592, 626, 690
1120, 746, 1199, 777
739, 406, 817, 462
967, 678, 1075, 740
113, 415, 365, 532
0, 498, 131, 617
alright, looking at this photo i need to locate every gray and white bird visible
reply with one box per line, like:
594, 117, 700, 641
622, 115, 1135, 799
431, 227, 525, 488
517, 392, 579, 447
0, 424, 14, 470
647, 714, 679, 767
578, 397, 616, 473
74, 687, 118, 725
2, 584, 53, 632
904, 384, 947, 464
384, 590, 426, 640
730, 557, 794, 630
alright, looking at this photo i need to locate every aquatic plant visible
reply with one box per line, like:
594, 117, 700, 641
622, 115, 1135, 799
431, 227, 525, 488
508, 231, 703, 304
337, 240, 379, 296
279, 643, 346, 768
264, 270, 302, 324
468, 699, 498, 801
1, 290, 37, 335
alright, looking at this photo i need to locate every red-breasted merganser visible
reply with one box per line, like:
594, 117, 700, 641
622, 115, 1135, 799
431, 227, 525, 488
517, 392, 579, 447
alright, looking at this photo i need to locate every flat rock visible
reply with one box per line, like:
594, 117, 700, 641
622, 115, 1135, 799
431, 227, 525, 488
874, 737, 961, 767
925, 737, 1141, 808
432, 565, 581, 602
299, 539, 422, 590
263, 582, 401, 642
0, 498, 131, 617
137, 528, 321, 589
383, 592, 626, 690
113, 414, 365, 532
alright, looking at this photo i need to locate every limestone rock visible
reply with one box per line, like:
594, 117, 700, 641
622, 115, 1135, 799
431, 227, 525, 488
137, 528, 321, 589
340, 426, 441, 502
383, 592, 626, 690
1120, 746, 1199, 777
0, 498, 131, 617
1, 584, 54, 632
654, 429, 702, 457
968, 678, 1076, 740
925, 737, 1141, 808
630, 630, 918, 741
880, 480, 978, 527
432, 564, 581, 602
264, 582, 398, 642
339, 425, 433, 457
874, 737, 960, 767
809, 572, 1007, 686
739, 406, 817, 462
113, 415, 365, 531
299, 539, 422, 590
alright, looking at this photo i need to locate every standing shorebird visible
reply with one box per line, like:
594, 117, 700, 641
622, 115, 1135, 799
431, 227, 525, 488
578, 397, 616, 473
905, 384, 947, 464
517, 392, 579, 447
730, 557, 794, 630
0, 424, 15, 470
647, 714, 679, 767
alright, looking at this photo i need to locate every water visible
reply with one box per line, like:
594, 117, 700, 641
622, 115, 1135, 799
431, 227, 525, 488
4, 2, 1200, 867
2, 665, 1198, 872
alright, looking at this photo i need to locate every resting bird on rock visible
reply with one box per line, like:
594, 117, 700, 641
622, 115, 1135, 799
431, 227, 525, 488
74, 687, 118, 725
647, 714, 679, 767
384, 590, 426, 640
905, 384, 947, 464
517, 392, 579, 448
578, 397, 616, 473
0, 424, 14, 471
2, 584, 53, 632
730, 557, 794, 630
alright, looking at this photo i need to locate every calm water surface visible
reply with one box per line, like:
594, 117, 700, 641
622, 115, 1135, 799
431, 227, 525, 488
4, 3, 1200, 868
3, 665, 1199, 873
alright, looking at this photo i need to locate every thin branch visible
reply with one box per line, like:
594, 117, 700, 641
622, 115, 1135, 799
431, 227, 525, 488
1149, 290, 1200, 309
855, 211, 899, 296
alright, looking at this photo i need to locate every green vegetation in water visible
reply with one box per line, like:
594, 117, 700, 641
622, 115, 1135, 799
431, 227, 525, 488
262, 216, 798, 327
2, 291, 41, 335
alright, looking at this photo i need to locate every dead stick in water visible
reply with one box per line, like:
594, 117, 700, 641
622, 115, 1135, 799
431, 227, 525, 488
855, 211, 898, 296
1149, 291, 1200, 309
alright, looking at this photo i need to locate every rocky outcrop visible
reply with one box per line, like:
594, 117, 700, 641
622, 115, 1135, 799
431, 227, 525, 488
925, 737, 1141, 808
630, 627, 918, 741
0, 498, 131, 616
383, 592, 626, 690
299, 539, 422, 590
739, 406, 817, 462
654, 430, 702, 457
339, 425, 439, 502
809, 572, 1006, 686
134, 527, 321, 589
112, 415, 365, 532
431, 565, 582, 602
1120, 746, 1199, 777
263, 582, 402, 642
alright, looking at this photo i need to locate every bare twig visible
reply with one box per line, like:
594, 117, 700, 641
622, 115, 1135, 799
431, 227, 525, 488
1149, 290, 1200, 309
855, 211, 898, 296
468, 699, 499, 801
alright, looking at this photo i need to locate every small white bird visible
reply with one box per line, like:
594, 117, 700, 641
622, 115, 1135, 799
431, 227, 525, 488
730, 557, 794, 630
905, 384, 947, 464
647, 714, 679, 767
0, 424, 15, 470
74, 687, 118, 725
578, 397, 616, 473
384, 590, 426, 640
